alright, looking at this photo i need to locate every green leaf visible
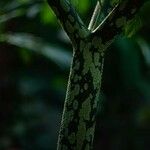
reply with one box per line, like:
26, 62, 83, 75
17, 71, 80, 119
40, 3, 57, 25
0, 33, 71, 68
71, 0, 90, 14
125, 16, 142, 37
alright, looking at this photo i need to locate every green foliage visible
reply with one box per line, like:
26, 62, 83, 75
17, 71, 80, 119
40, 3, 58, 25
71, 0, 90, 15
125, 16, 142, 37
0, 33, 71, 68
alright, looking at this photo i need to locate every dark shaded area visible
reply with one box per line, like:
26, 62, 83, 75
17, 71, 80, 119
0, 0, 149, 150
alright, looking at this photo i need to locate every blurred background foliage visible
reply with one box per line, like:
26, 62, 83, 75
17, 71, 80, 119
0, 0, 149, 150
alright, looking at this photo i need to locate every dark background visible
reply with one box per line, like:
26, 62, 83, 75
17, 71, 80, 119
0, 0, 149, 150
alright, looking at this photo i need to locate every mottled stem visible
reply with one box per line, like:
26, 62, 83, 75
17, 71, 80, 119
47, 0, 146, 149
57, 35, 106, 150
47, 0, 90, 46
93, 0, 146, 42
